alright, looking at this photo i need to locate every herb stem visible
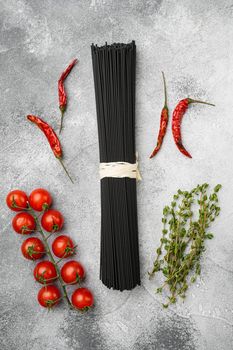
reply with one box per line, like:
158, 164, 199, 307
149, 184, 222, 307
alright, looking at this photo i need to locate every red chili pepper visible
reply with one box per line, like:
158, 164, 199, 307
58, 58, 78, 134
27, 115, 74, 183
172, 98, 215, 158
150, 72, 168, 158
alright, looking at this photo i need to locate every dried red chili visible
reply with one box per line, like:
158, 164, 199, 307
58, 58, 78, 134
172, 98, 215, 158
27, 115, 74, 183
150, 72, 168, 158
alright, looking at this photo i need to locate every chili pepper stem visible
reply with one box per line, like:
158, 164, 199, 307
58, 158, 74, 184
161, 71, 167, 108
59, 108, 65, 134
188, 98, 215, 107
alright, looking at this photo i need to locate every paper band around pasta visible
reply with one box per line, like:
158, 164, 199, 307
99, 155, 142, 181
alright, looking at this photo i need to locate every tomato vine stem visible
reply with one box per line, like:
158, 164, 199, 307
45, 231, 55, 241
33, 213, 73, 309
11, 202, 79, 310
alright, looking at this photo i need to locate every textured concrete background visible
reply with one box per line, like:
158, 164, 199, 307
1, 0, 233, 349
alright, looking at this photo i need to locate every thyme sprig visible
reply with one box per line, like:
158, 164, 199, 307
149, 183, 222, 308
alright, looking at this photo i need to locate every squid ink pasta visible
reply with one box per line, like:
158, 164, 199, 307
91, 41, 140, 291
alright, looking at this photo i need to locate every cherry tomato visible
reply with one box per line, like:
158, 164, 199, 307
21, 237, 45, 260
52, 235, 75, 258
12, 212, 36, 234
34, 261, 57, 284
71, 288, 94, 310
41, 209, 64, 232
29, 188, 52, 212
6, 190, 28, 212
61, 260, 85, 284
38, 285, 61, 308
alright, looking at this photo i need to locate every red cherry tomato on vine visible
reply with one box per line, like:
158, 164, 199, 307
34, 261, 57, 284
12, 212, 36, 234
6, 190, 28, 212
52, 235, 75, 258
71, 288, 94, 310
21, 237, 45, 260
41, 209, 64, 232
61, 260, 85, 284
38, 285, 61, 308
29, 188, 52, 212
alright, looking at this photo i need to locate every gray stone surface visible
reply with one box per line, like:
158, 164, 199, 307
1, 0, 233, 349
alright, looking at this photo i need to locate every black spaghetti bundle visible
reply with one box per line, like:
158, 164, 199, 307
91, 41, 140, 291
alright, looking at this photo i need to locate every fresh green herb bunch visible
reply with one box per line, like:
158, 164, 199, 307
149, 183, 222, 308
